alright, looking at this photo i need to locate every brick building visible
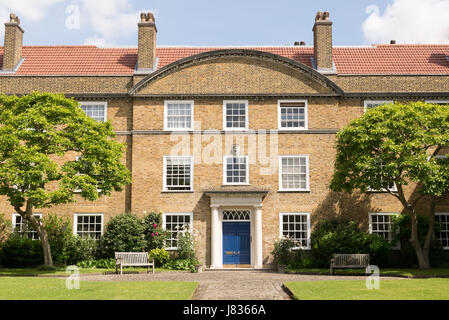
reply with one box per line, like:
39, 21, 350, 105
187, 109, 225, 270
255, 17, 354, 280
1, 12, 449, 268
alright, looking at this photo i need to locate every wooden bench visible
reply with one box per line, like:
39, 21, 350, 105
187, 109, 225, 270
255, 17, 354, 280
115, 252, 155, 275
330, 254, 370, 275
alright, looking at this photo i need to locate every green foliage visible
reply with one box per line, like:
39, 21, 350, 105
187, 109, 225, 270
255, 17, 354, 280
0, 235, 43, 267
163, 258, 199, 273
0, 213, 11, 243
330, 102, 449, 196
271, 237, 296, 265
0, 92, 131, 209
42, 213, 96, 265
77, 258, 116, 269
36, 264, 58, 271
42, 214, 73, 265
176, 227, 196, 260
149, 248, 170, 267
391, 215, 445, 267
100, 213, 147, 256
310, 219, 391, 267
287, 250, 316, 269
143, 211, 167, 250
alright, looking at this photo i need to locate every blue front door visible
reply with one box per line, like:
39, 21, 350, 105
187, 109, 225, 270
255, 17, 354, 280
223, 222, 251, 265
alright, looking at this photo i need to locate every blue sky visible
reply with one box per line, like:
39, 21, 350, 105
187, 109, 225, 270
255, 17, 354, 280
1, 0, 448, 47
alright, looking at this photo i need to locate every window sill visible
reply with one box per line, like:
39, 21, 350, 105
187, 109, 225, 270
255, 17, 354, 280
222, 184, 251, 186
161, 190, 194, 193
278, 128, 308, 131
278, 189, 311, 193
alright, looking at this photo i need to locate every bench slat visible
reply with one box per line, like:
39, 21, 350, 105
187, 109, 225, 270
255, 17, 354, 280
115, 252, 155, 275
330, 254, 370, 275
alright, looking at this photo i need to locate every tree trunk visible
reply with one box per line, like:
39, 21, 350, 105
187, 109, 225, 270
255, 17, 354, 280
422, 200, 436, 270
15, 202, 53, 266
409, 213, 430, 269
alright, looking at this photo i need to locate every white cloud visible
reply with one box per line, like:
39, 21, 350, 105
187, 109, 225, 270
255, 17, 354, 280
362, 0, 449, 44
0, 0, 64, 41
78, 0, 154, 47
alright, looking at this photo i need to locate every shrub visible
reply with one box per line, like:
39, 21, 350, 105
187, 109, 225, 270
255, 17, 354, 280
149, 248, 170, 267
0, 235, 43, 267
176, 226, 196, 260
77, 258, 116, 269
100, 213, 147, 257
163, 258, 199, 273
65, 237, 97, 265
43, 214, 75, 265
271, 237, 296, 265
143, 211, 167, 250
311, 219, 391, 267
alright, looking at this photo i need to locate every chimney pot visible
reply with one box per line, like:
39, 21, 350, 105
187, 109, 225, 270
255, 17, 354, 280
294, 41, 300, 46
390, 40, 396, 44
3, 13, 24, 72
300, 41, 306, 46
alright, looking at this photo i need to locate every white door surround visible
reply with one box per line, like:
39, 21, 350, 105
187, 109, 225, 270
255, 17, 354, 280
205, 191, 266, 269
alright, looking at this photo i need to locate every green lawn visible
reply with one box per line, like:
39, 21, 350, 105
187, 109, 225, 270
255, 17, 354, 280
0, 277, 198, 300
0, 267, 181, 276
285, 278, 449, 300
286, 267, 449, 278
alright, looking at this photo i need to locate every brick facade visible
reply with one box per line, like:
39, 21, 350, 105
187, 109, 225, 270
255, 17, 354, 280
1, 12, 449, 267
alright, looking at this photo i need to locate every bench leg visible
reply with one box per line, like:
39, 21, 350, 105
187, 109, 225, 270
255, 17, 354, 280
120, 265, 123, 275
330, 266, 333, 275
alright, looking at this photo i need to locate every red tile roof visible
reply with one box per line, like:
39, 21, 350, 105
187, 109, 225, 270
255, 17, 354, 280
0, 44, 448, 76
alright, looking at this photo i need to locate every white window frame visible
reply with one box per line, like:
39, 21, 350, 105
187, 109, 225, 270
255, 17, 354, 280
162, 212, 194, 250
435, 213, 449, 250
79, 101, 108, 122
73, 156, 102, 193
278, 100, 308, 130
279, 212, 311, 250
164, 100, 194, 131
73, 213, 104, 240
163, 156, 194, 192
366, 160, 398, 193
364, 100, 393, 113
425, 100, 449, 105
223, 100, 249, 131
368, 212, 400, 250
12, 213, 42, 240
223, 155, 250, 185
279, 155, 310, 192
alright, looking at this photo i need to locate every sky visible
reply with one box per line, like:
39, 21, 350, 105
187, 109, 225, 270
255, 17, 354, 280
0, 0, 448, 47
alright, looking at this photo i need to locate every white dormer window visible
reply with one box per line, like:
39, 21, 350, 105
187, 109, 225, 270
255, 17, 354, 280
164, 101, 194, 131
79, 102, 107, 122
223, 101, 248, 130
364, 100, 393, 112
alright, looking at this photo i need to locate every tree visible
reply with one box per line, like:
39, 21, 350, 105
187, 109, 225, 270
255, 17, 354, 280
0, 92, 131, 265
330, 101, 449, 269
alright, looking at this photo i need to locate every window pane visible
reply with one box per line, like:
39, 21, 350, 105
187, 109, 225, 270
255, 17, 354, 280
280, 104, 306, 129
165, 157, 193, 191
166, 103, 193, 129
281, 214, 309, 248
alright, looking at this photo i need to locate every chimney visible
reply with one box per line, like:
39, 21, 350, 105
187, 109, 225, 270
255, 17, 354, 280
3, 13, 24, 72
313, 11, 333, 72
137, 12, 157, 72
390, 40, 396, 44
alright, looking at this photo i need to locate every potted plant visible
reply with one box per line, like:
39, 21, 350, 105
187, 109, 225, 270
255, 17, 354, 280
271, 237, 296, 273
